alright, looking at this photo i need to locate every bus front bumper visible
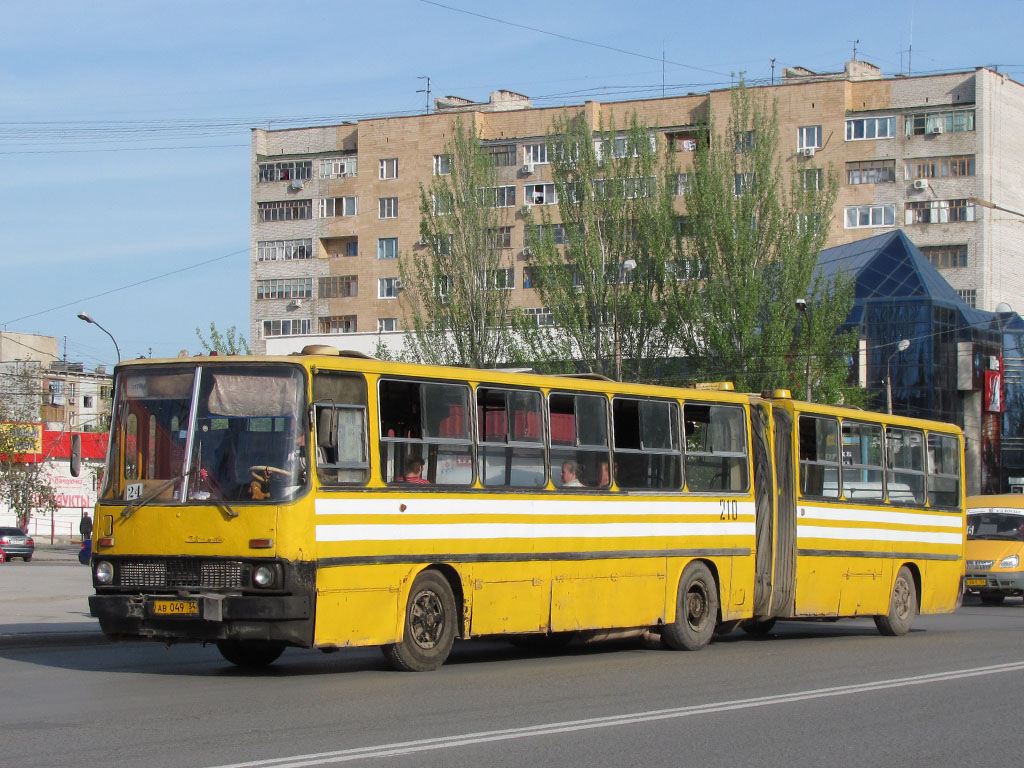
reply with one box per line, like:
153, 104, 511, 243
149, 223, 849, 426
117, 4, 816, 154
89, 593, 313, 645
965, 571, 1024, 595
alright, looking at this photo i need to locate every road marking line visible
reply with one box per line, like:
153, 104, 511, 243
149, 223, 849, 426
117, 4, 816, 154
204, 661, 1024, 768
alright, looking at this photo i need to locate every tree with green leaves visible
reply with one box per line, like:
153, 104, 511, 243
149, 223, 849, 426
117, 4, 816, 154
672, 81, 859, 403
399, 117, 517, 368
516, 112, 681, 381
195, 323, 250, 356
0, 362, 58, 530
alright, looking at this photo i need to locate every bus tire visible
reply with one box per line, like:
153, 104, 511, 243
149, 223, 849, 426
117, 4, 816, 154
874, 566, 917, 636
216, 640, 286, 668
980, 592, 1006, 606
383, 570, 457, 672
662, 562, 718, 651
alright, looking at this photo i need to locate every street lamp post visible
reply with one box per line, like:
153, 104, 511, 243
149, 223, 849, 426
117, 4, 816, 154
77, 311, 121, 364
796, 298, 812, 401
886, 338, 911, 414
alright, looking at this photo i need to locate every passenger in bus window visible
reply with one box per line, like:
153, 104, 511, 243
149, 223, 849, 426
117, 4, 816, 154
560, 460, 583, 488
596, 461, 611, 488
402, 458, 430, 485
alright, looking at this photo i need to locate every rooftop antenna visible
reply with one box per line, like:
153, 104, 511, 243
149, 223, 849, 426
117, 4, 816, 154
770, 58, 776, 85
417, 76, 431, 114
908, 0, 914, 74
662, 44, 666, 98
849, 39, 860, 60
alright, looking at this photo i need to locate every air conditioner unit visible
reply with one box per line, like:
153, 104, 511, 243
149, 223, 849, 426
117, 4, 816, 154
522, 203, 533, 213
395, 280, 404, 290
289, 178, 304, 191
288, 299, 302, 308
800, 147, 816, 157
416, 237, 428, 246
913, 179, 929, 191
521, 246, 532, 257
520, 164, 534, 175
927, 124, 944, 135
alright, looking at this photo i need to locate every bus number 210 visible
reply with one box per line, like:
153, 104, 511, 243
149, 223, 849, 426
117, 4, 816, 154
719, 500, 739, 521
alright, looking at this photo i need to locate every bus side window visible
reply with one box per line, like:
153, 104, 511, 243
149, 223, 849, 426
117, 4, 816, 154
798, 415, 840, 498
612, 398, 682, 490
379, 378, 473, 486
886, 427, 925, 505
313, 372, 369, 485
477, 387, 546, 488
683, 403, 748, 492
927, 432, 961, 508
549, 392, 609, 489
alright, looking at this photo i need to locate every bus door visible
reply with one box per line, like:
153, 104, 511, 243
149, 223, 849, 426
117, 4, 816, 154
751, 404, 775, 616
770, 408, 796, 617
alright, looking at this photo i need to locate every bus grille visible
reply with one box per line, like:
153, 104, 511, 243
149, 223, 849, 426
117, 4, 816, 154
117, 559, 244, 589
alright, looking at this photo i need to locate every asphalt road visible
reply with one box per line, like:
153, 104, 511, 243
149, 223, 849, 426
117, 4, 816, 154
1, 597, 1023, 768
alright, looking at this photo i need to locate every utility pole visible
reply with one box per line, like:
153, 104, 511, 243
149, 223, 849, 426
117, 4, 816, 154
417, 76, 431, 115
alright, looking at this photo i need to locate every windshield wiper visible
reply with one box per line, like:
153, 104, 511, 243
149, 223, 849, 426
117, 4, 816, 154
121, 471, 239, 519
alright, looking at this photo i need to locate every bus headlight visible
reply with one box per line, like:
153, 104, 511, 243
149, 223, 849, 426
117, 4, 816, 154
999, 555, 1020, 569
95, 561, 114, 585
253, 565, 276, 588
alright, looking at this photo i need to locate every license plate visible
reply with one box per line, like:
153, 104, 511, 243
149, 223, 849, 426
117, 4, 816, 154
152, 599, 199, 616
966, 578, 987, 587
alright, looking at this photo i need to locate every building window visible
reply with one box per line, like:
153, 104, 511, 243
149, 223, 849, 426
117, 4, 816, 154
319, 315, 357, 334
319, 275, 357, 298
480, 185, 517, 208
257, 238, 313, 261
846, 159, 895, 185
263, 319, 312, 337
319, 157, 358, 178
905, 155, 976, 180
486, 144, 517, 167
844, 204, 895, 229
344, 239, 358, 257
525, 183, 557, 205
379, 278, 399, 299
256, 278, 313, 300
488, 227, 512, 248
379, 197, 398, 219
957, 289, 977, 308
735, 130, 756, 153
921, 244, 968, 269
379, 158, 398, 180
487, 268, 515, 290
905, 199, 976, 225
527, 223, 576, 247
375, 237, 398, 260
525, 307, 554, 326
378, 318, 398, 332
524, 143, 549, 165
258, 199, 312, 222
734, 173, 756, 197
258, 160, 312, 183
594, 177, 653, 200
906, 110, 975, 136
83, 395, 94, 408
801, 169, 823, 191
318, 197, 357, 218
433, 154, 452, 176
674, 173, 691, 196
432, 191, 454, 216
798, 125, 822, 150
845, 116, 896, 141
666, 130, 701, 152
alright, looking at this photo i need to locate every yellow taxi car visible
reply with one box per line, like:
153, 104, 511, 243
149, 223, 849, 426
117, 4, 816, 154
966, 494, 1024, 605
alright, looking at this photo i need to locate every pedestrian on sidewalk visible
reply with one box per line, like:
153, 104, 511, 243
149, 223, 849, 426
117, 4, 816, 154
79, 513, 93, 543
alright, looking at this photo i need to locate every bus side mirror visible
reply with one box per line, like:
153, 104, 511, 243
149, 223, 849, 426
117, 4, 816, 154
70, 434, 82, 478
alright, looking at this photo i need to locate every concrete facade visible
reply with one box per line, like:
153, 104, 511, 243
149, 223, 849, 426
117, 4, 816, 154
250, 64, 1024, 356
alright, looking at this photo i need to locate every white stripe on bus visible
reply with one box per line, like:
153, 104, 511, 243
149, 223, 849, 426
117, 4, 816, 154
799, 505, 963, 529
315, 498, 752, 518
796, 525, 962, 545
315, 521, 755, 543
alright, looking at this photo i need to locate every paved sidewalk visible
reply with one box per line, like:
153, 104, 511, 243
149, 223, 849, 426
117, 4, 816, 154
0, 545, 108, 649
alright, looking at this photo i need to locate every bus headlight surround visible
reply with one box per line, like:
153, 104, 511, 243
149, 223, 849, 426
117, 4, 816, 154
253, 565, 276, 588
95, 561, 114, 585
999, 554, 1020, 569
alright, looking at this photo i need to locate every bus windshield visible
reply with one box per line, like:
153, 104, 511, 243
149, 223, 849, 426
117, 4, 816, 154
967, 511, 1024, 542
102, 364, 307, 504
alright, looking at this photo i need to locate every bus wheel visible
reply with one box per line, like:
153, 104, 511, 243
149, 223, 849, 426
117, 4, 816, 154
383, 570, 457, 671
875, 566, 917, 636
216, 640, 286, 668
662, 562, 718, 651
980, 592, 1006, 606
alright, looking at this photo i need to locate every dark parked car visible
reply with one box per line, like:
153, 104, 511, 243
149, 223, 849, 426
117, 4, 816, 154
0, 527, 34, 562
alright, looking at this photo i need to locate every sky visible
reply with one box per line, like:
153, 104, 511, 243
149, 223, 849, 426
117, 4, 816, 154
2, 0, 1022, 372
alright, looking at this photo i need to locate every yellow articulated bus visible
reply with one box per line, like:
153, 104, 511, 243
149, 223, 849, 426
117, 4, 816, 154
86, 348, 965, 670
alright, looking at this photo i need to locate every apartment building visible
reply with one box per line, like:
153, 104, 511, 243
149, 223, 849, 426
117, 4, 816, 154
250, 61, 1024, 355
